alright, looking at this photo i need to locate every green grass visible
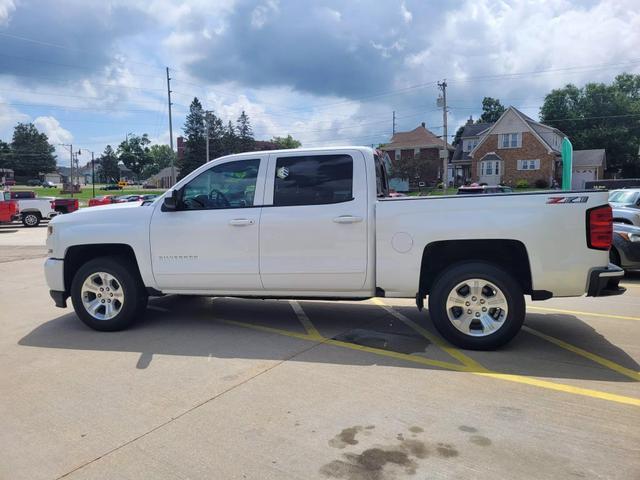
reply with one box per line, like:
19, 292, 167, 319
12, 185, 166, 206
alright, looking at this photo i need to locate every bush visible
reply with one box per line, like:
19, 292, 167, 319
534, 178, 549, 189
515, 179, 529, 189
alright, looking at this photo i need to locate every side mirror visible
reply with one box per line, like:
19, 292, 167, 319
163, 189, 179, 211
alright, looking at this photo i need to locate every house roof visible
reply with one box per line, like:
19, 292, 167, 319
573, 149, 606, 169
469, 106, 568, 158
381, 124, 453, 150
452, 122, 494, 162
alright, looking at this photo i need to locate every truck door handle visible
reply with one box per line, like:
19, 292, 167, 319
333, 215, 363, 224
228, 218, 254, 226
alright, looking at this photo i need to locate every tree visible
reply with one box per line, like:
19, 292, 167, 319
222, 120, 238, 155
205, 111, 225, 161
0, 140, 10, 169
540, 73, 640, 176
452, 125, 465, 147
142, 144, 176, 179
477, 97, 506, 124
98, 145, 119, 183
9, 123, 56, 178
117, 134, 151, 179
236, 110, 255, 152
271, 135, 301, 149
178, 97, 206, 179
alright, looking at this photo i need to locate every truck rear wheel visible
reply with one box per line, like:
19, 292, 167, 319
22, 212, 40, 227
428, 262, 525, 350
70, 256, 148, 331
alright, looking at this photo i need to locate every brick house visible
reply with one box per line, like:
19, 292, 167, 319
469, 107, 566, 187
451, 118, 492, 185
380, 122, 453, 191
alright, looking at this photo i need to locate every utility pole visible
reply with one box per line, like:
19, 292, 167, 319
392, 111, 396, 135
204, 110, 213, 163
166, 67, 175, 186
437, 80, 448, 190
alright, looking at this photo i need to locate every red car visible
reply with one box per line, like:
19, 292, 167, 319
0, 196, 19, 224
88, 195, 117, 207
52, 198, 79, 214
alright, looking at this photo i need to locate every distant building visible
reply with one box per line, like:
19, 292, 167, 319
146, 166, 179, 189
572, 149, 606, 189
451, 117, 493, 185
177, 136, 185, 162
0, 168, 14, 185
380, 122, 453, 191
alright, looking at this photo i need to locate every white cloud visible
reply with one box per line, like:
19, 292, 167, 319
400, 2, 412, 24
0, 0, 15, 26
33, 116, 73, 161
251, 0, 279, 29
0, 97, 28, 140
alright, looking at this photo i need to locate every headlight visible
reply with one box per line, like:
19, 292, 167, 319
617, 232, 640, 242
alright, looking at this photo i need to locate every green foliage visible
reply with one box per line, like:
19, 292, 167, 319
223, 120, 238, 155
540, 73, 640, 176
478, 97, 506, 124
534, 178, 549, 189
515, 179, 529, 189
452, 125, 465, 146
236, 110, 255, 152
271, 135, 301, 149
98, 145, 119, 183
142, 144, 176, 179
178, 98, 206, 179
4, 123, 56, 178
117, 133, 151, 179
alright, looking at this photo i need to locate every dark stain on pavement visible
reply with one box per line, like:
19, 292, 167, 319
329, 426, 365, 449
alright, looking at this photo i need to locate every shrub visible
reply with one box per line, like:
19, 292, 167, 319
515, 179, 529, 189
534, 178, 549, 189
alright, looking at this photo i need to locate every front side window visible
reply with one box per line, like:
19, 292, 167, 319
273, 154, 353, 206
180, 159, 260, 210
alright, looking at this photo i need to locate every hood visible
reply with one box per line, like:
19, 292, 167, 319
50, 200, 149, 226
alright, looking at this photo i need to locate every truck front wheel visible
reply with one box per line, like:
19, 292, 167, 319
70, 256, 148, 331
22, 212, 40, 227
428, 262, 525, 350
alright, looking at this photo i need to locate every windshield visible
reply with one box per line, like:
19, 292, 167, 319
609, 191, 639, 203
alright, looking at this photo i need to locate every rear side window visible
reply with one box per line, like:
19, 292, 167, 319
273, 154, 353, 206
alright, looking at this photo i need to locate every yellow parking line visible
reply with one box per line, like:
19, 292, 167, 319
289, 300, 323, 339
219, 318, 465, 371
528, 305, 640, 322
523, 326, 640, 382
218, 316, 640, 407
371, 298, 483, 370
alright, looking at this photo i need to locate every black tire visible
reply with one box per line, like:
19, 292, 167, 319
70, 256, 148, 331
428, 262, 525, 350
22, 212, 40, 227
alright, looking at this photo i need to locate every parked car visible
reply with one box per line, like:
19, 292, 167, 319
610, 223, 640, 271
52, 198, 79, 214
388, 192, 407, 198
100, 184, 123, 191
612, 207, 640, 226
113, 195, 144, 203
2, 179, 16, 187
3, 191, 56, 227
26, 179, 41, 187
141, 194, 158, 202
118, 181, 128, 188
143, 183, 157, 189
457, 185, 514, 195
88, 195, 117, 207
608, 189, 640, 209
0, 196, 19, 224
42, 180, 56, 188
45, 146, 623, 350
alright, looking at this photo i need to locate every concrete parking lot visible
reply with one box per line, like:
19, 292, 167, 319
1, 224, 639, 479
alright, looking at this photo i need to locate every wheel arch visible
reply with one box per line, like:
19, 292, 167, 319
418, 239, 533, 298
63, 244, 143, 293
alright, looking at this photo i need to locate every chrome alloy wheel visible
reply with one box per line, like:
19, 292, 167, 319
81, 272, 125, 320
24, 214, 38, 226
445, 278, 508, 337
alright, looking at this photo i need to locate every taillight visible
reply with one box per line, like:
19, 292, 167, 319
586, 205, 612, 250
50, 200, 55, 208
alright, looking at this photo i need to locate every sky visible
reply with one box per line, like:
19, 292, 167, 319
0, 0, 639, 165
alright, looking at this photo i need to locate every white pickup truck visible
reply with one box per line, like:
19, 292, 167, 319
2, 192, 57, 227
44, 147, 624, 349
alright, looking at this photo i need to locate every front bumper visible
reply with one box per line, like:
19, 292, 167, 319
586, 263, 626, 297
44, 258, 68, 307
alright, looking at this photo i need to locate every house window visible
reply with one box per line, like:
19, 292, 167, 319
517, 159, 540, 170
395, 149, 400, 161
500, 133, 520, 149
495, 161, 500, 175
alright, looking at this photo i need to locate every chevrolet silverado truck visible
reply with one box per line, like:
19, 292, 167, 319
44, 147, 624, 349
4, 192, 57, 227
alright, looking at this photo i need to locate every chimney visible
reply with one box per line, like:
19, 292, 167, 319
421, 122, 426, 128
466, 115, 474, 125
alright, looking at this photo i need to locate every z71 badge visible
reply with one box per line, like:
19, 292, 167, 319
546, 196, 589, 204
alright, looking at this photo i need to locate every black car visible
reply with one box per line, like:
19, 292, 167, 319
611, 223, 640, 271
457, 185, 514, 195
100, 184, 123, 191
